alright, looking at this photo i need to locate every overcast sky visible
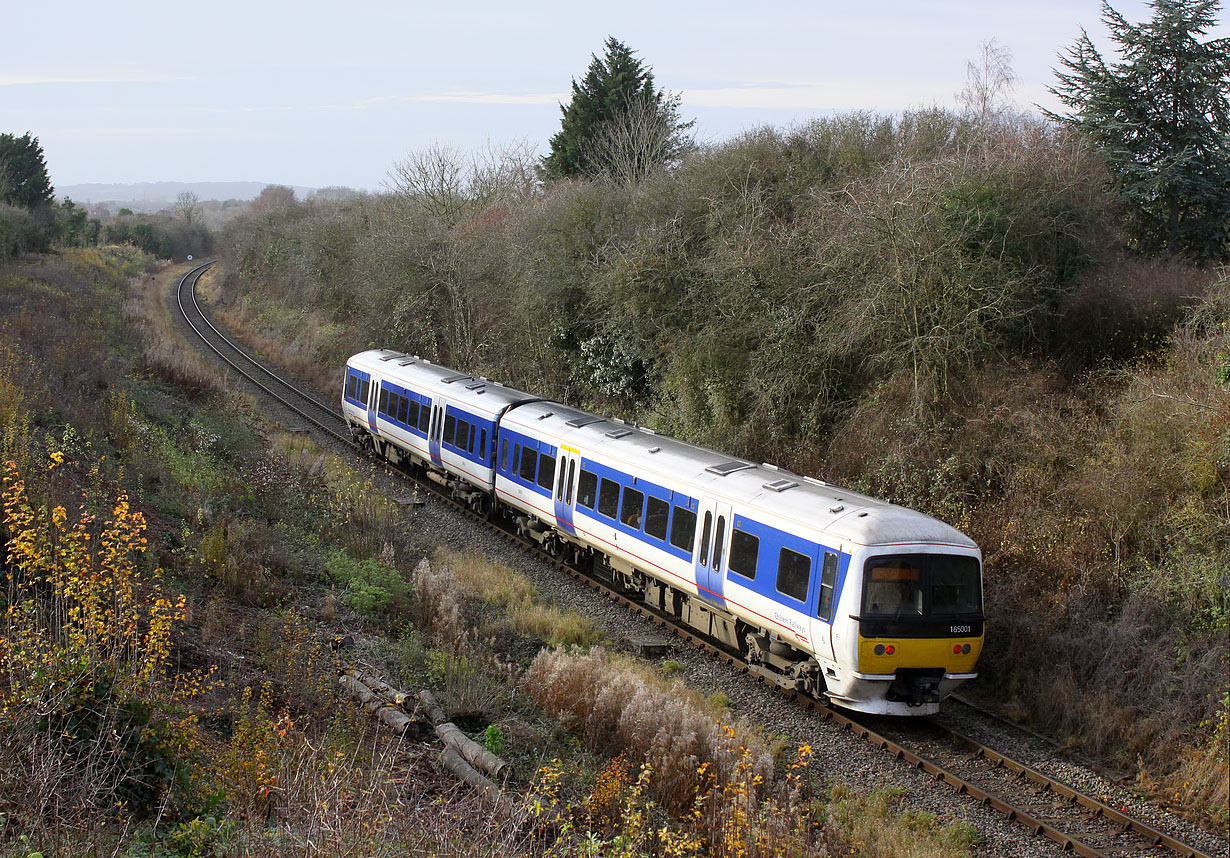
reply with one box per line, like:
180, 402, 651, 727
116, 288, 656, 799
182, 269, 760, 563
4, 0, 1225, 192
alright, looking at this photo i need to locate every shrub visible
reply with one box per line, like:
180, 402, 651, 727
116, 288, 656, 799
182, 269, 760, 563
0, 458, 206, 829
525, 646, 773, 814
326, 549, 412, 619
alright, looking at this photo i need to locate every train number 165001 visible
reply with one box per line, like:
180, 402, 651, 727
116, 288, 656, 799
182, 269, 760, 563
950, 625, 972, 635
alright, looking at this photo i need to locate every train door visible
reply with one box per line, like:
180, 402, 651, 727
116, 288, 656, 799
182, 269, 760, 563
811, 549, 842, 662
553, 446, 580, 535
694, 497, 731, 607
427, 399, 446, 465
366, 378, 380, 435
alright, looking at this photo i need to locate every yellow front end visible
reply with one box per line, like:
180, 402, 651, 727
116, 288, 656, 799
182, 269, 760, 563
857, 634, 983, 675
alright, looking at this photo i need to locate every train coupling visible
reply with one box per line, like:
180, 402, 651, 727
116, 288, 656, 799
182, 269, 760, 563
886, 668, 945, 707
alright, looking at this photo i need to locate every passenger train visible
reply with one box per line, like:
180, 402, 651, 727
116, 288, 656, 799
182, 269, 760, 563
342, 349, 984, 716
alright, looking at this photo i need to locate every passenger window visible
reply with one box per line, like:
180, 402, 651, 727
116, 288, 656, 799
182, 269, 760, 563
378, 388, 387, 414
480, 429, 487, 459
407, 400, 420, 429
519, 447, 538, 482
620, 487, 644, 529
444, 415, 457, 447
818, 552, 838, 621
565, 461, 576, 505
396, 396, 407, 424
501, 438, 508, 471
597, 478, 621, 519
644, 497, 669, 540
777, 548, 811, 602
469, 424, 475, 453
360, 379, 370, 405
537, 453, 556, 491
713, 516, 726, 571
346, 374, 357, 400
669, 507, 696, 552
729, 529, 759, 580
417, 402, 431, 432
578, 470, 598, 509
699, 512, 713, 567
555, 460, 567, 501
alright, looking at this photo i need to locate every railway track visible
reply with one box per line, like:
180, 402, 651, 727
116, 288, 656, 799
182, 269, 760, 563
174, 263, 1220, 858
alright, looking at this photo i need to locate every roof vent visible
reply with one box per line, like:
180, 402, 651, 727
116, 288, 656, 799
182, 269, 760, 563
706, 461, 755, 476
829, 505, 845, 514
397, 359, 417, 366
566, 416, 605, 428
647, 446, 661, 454
763, 478, 798, 493
465, 381, 486, 390
380, 352, 408, 361
441, 374, 471, 384
605, 428, 633, 439
803, 476, 830, 488
538, 411, 554, 420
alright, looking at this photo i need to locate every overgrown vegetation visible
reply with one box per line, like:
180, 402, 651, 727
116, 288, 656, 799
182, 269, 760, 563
1, 249, 970, 855
213, 104, 1228, 826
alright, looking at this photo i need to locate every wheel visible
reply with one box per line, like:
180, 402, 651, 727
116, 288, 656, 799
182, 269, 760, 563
470, 494, 490, 518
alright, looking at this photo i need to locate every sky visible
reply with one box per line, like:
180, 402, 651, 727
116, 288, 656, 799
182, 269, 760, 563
4, 0, 1226, 193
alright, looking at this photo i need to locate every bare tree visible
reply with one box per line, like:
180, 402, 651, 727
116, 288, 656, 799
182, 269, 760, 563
958, 38, 1018, 124
174, 191, 201, 226
585, 93, 695, 183
386, 140, 537, 225
249, 185, 297, 216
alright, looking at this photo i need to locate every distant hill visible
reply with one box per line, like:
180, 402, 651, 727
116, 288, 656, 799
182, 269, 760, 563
56, 181, 318, 210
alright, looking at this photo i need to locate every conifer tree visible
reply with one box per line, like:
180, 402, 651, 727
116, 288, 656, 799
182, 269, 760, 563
543, 37, 692, 181
1047, 0, 1230, 262
0, 133, 55, 209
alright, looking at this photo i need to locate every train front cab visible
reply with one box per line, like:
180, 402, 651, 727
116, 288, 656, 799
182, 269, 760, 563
828, 548, 983, 716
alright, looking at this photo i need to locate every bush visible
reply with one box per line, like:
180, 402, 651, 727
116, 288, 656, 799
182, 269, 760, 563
325, 549, 412, 618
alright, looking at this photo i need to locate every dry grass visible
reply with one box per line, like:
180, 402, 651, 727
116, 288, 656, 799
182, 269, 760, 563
433, 547, 603, 647
122, 263, 229, 399
524, 646, 773, 815
824, 785, 979, 858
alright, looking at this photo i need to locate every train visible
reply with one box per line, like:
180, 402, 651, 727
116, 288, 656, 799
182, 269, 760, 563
341, 349, 984, 716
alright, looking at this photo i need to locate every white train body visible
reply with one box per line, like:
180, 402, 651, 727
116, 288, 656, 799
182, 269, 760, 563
343, 349, 984, 716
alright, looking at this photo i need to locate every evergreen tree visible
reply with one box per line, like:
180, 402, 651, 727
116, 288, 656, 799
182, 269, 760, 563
0, 133, 55, 209
1047, 0, 1230, 262
543, 37, 692, 180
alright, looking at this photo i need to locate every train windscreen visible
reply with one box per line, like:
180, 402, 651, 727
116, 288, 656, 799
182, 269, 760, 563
861, 554, 981, 621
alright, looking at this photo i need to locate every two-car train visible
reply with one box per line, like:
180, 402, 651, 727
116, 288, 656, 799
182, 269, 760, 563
342, 349, 984, 716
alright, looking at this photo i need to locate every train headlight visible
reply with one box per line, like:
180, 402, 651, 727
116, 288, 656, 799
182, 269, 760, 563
875, 644, 885, 655
952, 644, 971, 654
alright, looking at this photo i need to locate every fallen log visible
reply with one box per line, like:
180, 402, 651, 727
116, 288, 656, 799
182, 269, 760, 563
435, 722, 509, 780
338, 674, 415, 734
417, 689, 510, 780
439, 747, 499, 801
351, 669, 410, 707
417, 688, 448, 725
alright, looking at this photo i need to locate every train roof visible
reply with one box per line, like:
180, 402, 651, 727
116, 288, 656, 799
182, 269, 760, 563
502, 400, 976, 552
348, 349, 541, 418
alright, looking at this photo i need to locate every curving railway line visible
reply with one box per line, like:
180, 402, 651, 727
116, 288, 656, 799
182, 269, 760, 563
174, 262, 1221, 858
